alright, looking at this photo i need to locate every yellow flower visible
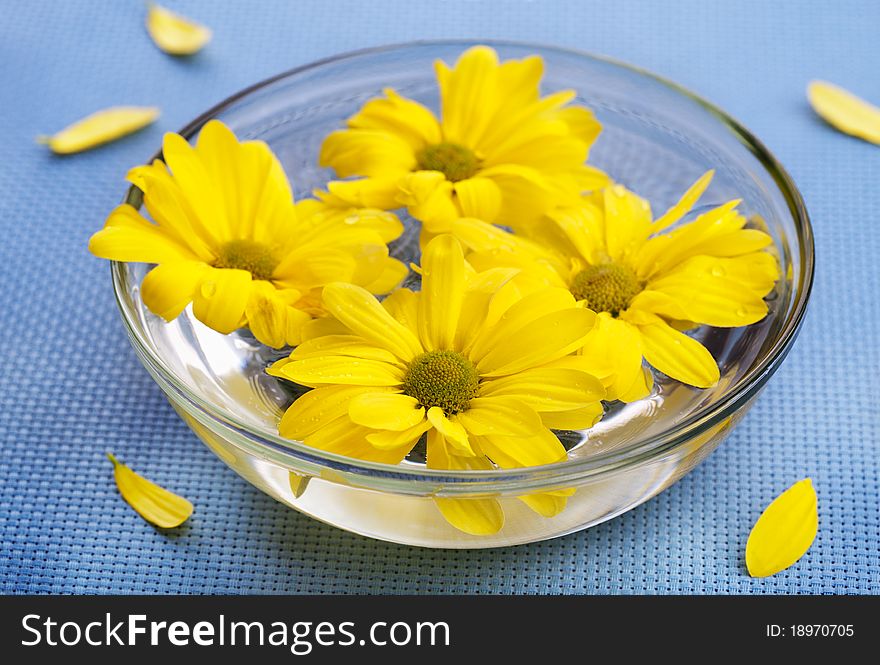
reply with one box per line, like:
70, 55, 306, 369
454, 171, 779, 399
269, 235, 605, 535
89, 120, 406, 348
320, 45, 608, 240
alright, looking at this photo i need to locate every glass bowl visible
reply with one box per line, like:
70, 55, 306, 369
111, 41, 813, 548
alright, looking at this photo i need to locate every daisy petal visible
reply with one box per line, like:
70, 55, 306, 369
245, 284, 290, 349
453, 176, 502, 223
192, 268, 252, 334
603, 184, 653, 262
808, 80, 880, 144
434, 497, 504, 536
477, 307, 596, 376
437, 45, 499, 147
646, 267, 770, 327
348, 88, 441, 149
305, 417, 411, 465
518, 488, 575, 517
476, 427, 567, 468
275, 356, 403, 388
456, 397, 543, 436
479, 368, 604, 412
539, 404, 604, 430
291, 335, 400, 364
141, 261, 208, 321
321, 282, 422, 361
88, 204, 198, 263
427, 407, 472, 454
146, 2, 211, 56
277, 386, 381, 440
366, 420, 430, 451
576, 313, 647, 402
651, 170, 714, 234
320, 128, 415, 178
349, 393, 425, 431
418, 235, 465, 350
39, 106, 160, 155
469, 287, 578, 362
746, 478, 818, 577
635, 316, 720, 388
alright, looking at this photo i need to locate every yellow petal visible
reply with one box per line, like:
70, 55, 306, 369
244, 283, 306, 349
38, 107, 159, 154
475, 427, 567, 468
808, 80, 880, 144
651, 170, 714, 234
453, 177, 502, 223
477, 307, 596, 377
291, 335, 400, 364
88, 204, 198, 264
518, 488, 575, 517
347, 88, 442, 150
141, 261, 209, 320
479, 368, 604, 412
320, 128, 415, 178
634, 315, 720, 388
603, 184, 653, 262
277, 385, 384, 439
426, 407, 472, 454
146, 2, 212, 56
303, 417, 412, 465
275, 355, 404, 388
575, 313, 647, 402
538, 403, 604, 430
366, 420, 430, 451
107, 453, 193, 528
746, 478, 818, 577
434, 497, 504, 535
349, 392, 425, 431
418, 235, 465, 350
456, 397, 543, 436
397, 171, 458, 233
191, 268, 252, 334
321, 282, 422, 361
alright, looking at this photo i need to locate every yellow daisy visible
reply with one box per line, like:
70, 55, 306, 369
319, 45, 608, 239
453, 171, 780, 399
89, 120, 406, 348
269, 235, 605, 535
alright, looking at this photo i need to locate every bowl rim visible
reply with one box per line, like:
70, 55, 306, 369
110, 39, 815, 491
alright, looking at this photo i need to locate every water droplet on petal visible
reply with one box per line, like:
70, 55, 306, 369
201, 281, 217, 298
711, 265, 726, 277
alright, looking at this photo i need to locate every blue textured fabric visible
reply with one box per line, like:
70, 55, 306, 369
1, 0, 878, 595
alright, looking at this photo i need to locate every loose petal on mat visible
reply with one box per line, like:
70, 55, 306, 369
808, 81, 880, 144
107, 453, 193, 528
146, 2, 212, 55
37, 107, 159, 154
746, 478, 818, 578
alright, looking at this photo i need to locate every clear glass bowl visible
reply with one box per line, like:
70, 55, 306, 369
111, 41, 813, 548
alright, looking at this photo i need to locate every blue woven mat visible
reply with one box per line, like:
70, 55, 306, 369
1, 0, 877, 594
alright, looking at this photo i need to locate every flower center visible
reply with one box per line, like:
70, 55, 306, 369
416, 142, 480, 182
214, 239, 278, 281
402, 350, 479, 414
570, 263, 643, 316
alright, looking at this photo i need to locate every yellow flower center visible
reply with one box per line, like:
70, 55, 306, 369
402, 350, 479, 414
214, 239, 278, 281
570, 263, 643, 316
416, 142, 480, 182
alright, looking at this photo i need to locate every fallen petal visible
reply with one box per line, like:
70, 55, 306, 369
146, 2, 212, 55
37, 106, 160, 154
807, 80, 880, 144
746, 478, 818, 578
107, 453, 193, 528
